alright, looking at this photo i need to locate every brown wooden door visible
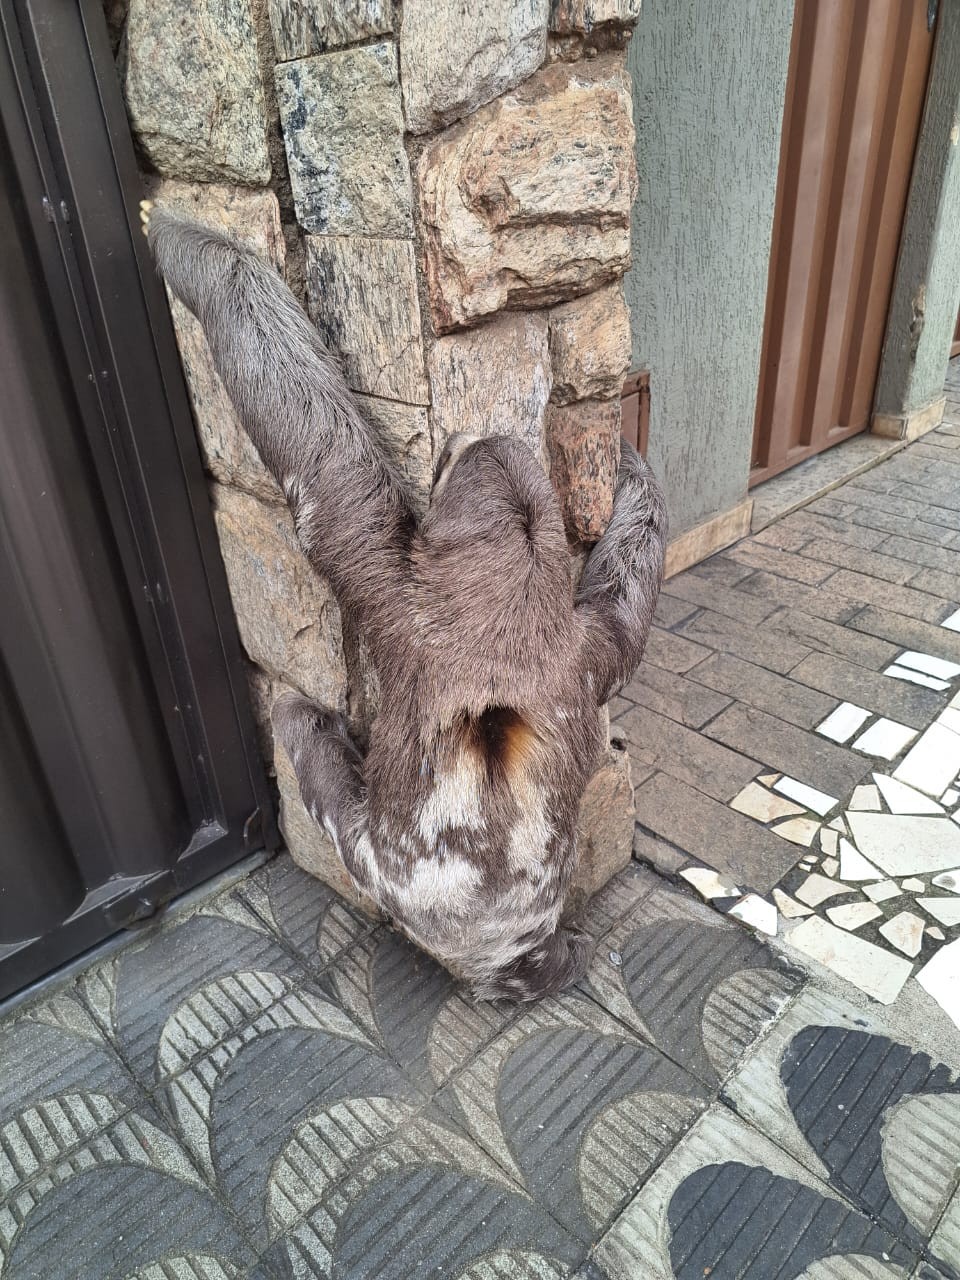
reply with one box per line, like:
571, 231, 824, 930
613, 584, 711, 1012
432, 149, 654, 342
751, 0, 935, 484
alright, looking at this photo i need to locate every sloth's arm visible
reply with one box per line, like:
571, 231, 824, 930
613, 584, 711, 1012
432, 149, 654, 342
575, 442, 668, 703
146, 208, 415, 640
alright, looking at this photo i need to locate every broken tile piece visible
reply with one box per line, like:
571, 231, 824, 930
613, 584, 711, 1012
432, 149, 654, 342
772, 887, 812, 919
942, 788, 959, 806
680, 865, 742, 901
729, 781, 805, 823
822, 857, 839, 877
849, 784, 882, 811
884, 664, 950, 692
895, 650, 960, 681
928, 926, 946, 941
916, 938, 960, 1028
901, 878, 925, 893
828, 816, 847, 833
863, 880, 902, 903
931, 870, 960, 894
758, 772, 779, 786
815, 702, 870, 744
794, 874, 856, 908
820, 829, 839, 857
853, 718, 918, 761
873, 773, 944, 816
846, 812, 960, 876
825, 901, 882, 932
878, 910, 925, 958
838, 838, 883, 882
773, 776, 838, 816
771, 817, 821, 847
938, 706, 960, 737
916, 897, 960, 927
798, 856, 816, 869
894, 722, 960, 798
786, 916, 913, 1004
727, 893, 777, 937
940, 608, 960, 633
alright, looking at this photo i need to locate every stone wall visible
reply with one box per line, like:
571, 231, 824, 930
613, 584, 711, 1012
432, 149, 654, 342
113, 0, 641, 907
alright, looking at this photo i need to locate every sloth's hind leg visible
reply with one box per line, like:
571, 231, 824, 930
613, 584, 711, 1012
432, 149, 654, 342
271, 692, 374, 891
477, 927, 594, 1003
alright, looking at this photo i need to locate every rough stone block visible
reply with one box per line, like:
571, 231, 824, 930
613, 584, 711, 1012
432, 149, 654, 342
268, 0, 392, 62
211, 484, 348, 708
565, 741, 635, 915
399, 0, 548, 135
418, 55, 636, 332
124, 0, 270, 184
305, 235, 429, 403
354, 394, 433, 516
548, 282, 632, 404
546, 398, 620, 541
274, 736, 380, 917
149, 180, 285, 504
428, 313, 552, 465
276, 44, 413, 237
550, 0, 641, 34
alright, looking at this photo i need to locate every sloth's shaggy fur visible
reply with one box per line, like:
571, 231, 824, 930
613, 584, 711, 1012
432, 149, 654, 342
147, 209, 667, 1001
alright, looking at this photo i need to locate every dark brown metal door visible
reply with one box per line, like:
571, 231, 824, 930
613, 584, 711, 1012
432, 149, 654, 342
0, 0, 277, 1000
751, 0, 935, 484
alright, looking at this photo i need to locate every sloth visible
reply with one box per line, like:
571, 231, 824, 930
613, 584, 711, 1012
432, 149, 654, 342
144, 203, 667, 1002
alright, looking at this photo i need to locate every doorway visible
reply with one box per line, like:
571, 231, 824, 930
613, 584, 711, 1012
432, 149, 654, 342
751, 0, 935, 484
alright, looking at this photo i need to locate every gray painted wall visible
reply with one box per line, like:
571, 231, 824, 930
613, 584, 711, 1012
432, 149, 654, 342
875, 1, 960, 421
624, 0, 794, 535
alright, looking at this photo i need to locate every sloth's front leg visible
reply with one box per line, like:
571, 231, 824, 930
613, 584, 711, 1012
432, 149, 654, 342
271, 692, 375, 892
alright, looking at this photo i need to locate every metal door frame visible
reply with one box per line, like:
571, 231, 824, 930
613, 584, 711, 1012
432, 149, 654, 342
0, 0, 278, 999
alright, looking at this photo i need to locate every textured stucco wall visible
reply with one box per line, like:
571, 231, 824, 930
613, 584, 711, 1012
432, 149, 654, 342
874, 1, 960, 420
624, 0, 793, 535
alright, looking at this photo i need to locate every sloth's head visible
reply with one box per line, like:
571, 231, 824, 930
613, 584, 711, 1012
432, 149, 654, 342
414, 434, 575, 708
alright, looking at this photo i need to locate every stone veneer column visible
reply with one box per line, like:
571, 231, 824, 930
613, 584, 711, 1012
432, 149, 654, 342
115, 0, 644, 914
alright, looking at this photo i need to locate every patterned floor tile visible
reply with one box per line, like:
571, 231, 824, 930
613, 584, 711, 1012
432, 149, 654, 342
439, 990, 708, 1245
722, 986, 960, 1276
580, 880, 802, 1086
594, 1104, 918, 1280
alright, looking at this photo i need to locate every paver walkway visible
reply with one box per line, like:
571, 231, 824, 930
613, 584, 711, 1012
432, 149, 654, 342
3, 372, 960, 1278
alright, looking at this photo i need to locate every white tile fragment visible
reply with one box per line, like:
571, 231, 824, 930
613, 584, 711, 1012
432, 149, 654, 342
863, 880, 902, 903
772, 887, 812, 919
928, 926, 946, 941
937, 707, 960, 736
895, 651, 960, 681
798, 856, 817, 870
822, 857, 839, 878
916, 897, 960, 928
849, 784, 882, 811
826, 902, 882, 932
820, 829, 839, 857
794, 874, 856, 908
916, 938, 960, 1028
846, 812, 960, 876
773, 776, 839, 817
878, 911, 926, 958
853, 719, 918, 760
680, 866, 742, 901
873, 773, 944, 816
901, 878, 925, 893
729, 782, 805, 823
771, 817, 821, 847
942, 788, 960, 807
758, 772, 779, 786
786, 916, 913, 1005
894, 723, 960, 798
816, 703, 870, 744
883, 664, 950, 692
838, 837, 883, 882
727, 894, 777, 937
828, 816, 847, 833
940, 608, 960, 633
931, 870, 960, 894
